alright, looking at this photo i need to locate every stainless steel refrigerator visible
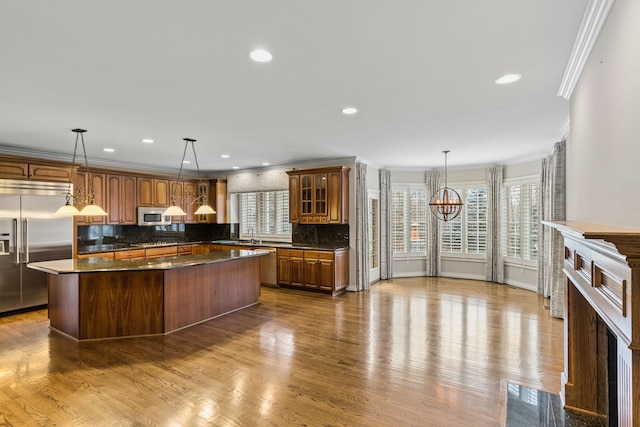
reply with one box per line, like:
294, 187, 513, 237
0, 179, 73, 314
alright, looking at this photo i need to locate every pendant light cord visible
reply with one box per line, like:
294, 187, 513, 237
171, 140, 190, 204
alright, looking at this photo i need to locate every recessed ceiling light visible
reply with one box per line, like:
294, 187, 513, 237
342, 107, 358, 115
183, 160, 191, 164
495, 73, 522, 84
141, 139, 154, 144
250, 49, 272, 63
262, 162, 270, 166
103, 148, 115, 153
221, 154, 230, 158
232, 166, 240, 169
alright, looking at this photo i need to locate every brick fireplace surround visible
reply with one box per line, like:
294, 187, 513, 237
545, 222, 640, 427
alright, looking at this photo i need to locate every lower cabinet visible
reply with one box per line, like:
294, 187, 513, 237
277, 248, 348, 295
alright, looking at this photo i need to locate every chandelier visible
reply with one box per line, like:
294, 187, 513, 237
55, 128, 108, 216
163, 138, 216, 216
429, 150, 463, 222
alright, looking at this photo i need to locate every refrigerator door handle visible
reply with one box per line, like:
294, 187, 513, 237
13, 218, 19, 264
23, 218, 29, 264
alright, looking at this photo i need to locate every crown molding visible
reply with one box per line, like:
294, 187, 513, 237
558, 0, 615, 100
556, 116, 571, 142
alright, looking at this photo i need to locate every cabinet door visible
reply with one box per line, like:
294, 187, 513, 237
327, 170, 345, 224
300, 174, 313, 215
303, 258, 319, 288
196, 182, 211, 223
288, 174, 300, 223
314, 173, 327, 216
28, 163, 72, 182
317, 259, 335, 291
106, 174, 122, 225
121, 175, 137, 224
183, 181, 197, 223
290, 258, 304, 286
73, 169, 88, 225
153, 179, 170, 207
87, 173, 106, 225
169, 181, 184, 223
0, 161, 28, 180
277, 256, 291, 285
137, 177, 153, 206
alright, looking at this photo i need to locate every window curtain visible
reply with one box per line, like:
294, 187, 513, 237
538, 141, 566, 318
425, 170, 440, 276
485, 166, 504, 283
355, 161, 370, 291
379, 169, 393, 280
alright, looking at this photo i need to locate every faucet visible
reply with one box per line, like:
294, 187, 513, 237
249, 226, 255, 243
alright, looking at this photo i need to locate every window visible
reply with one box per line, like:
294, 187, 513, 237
239, 190, 291, 241
392, 186, 427, 255
501, 181, 539, 261
440, 186, 487, 255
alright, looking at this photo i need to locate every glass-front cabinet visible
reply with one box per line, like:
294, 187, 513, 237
287, 166, 350, 224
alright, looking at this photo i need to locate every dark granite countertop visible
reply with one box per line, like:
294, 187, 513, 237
28, 250, 269, 274
77, 240, 349, 255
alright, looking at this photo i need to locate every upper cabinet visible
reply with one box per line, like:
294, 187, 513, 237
106, 174, 137, 225
287, 166, 350, 224
137, 177, 170, 208
0, 159, 71, 182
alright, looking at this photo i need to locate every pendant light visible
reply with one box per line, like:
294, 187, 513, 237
164, 138, 216, 216
55, 128, 108, 216
429, 150, 463, 222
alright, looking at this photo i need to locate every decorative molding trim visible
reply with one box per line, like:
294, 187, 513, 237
556, 116, 571, 142
557, 0, 616, 100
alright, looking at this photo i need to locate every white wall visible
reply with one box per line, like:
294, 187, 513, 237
568, 0, 640, 228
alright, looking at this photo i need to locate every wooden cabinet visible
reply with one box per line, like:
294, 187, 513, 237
28, 163, 72, 182
114, 249, 146, 261
145, 246, 177, 259
0, 161, 28, 179
73, 170, 106, 225
138, 177, 170, 207
0, 159, 71, 182
287, 166, 350, 224
76, 252, 114, 259
278, 248, 349, 295
195, 182, 214, 223
183, 181, 198, 224
107, 174, 136, 225
277, 249, 304, 287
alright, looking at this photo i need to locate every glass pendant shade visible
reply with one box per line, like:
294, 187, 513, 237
79, 203, 108, 216
55, 201, 81, 215
194, 204, 216, 215
163, 203, 187, 216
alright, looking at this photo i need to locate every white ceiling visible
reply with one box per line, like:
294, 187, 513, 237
0, 1, 587, 174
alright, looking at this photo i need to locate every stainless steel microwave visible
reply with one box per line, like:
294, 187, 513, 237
137, 207, 172, 226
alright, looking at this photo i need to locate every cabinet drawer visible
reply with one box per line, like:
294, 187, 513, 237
77, 252, 114, 259
145, 247, 177, 258
304, 250, 334, 260
114, 249, 146, 260
277, 249, 304, 258
177, 245, 193, 254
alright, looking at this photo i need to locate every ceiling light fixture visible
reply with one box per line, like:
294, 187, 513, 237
249, 49, 272, 63
342, 107, 358, 115
262, 162, 270, 166
428, 150, 463, 222
141, 139, 154, 144
232, 166, 240, 169
164, 138, 216, 217
495, 73, 522, 84
221, 154, 230, 158
55, 129, 108, 216
103, 148, 115, 153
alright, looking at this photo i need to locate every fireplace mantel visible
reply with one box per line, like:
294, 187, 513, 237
544, 221, 640, 426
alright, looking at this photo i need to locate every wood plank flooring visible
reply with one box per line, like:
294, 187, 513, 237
0, 277, 564, 426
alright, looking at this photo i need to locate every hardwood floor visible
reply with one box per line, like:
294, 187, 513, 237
0, 277, 564, 426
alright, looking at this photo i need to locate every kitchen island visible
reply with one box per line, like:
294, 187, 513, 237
28, 250, 268, 340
